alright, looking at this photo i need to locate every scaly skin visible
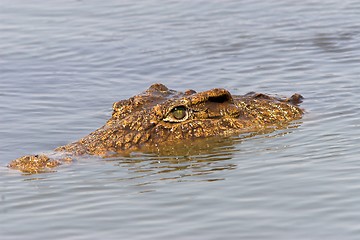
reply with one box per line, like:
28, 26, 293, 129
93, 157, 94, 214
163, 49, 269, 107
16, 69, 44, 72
8, 83, 304, 173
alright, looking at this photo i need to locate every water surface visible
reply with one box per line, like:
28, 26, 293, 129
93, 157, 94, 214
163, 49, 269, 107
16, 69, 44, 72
1, 0, 360, 239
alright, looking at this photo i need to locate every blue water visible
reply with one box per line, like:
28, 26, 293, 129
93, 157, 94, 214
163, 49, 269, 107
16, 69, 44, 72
1, 0, 360, 239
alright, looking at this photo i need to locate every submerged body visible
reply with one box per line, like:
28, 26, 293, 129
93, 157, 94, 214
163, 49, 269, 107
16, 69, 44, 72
9, 83, 304, 173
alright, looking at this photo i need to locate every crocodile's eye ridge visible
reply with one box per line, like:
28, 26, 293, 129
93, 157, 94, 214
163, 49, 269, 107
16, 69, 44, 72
163, 106, 190, 122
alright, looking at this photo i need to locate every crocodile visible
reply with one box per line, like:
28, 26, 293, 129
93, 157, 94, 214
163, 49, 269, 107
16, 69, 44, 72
8, 83, 304, 173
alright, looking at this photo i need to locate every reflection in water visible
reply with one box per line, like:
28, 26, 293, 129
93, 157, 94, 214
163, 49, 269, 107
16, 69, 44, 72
104, 123, 301, 185
106, 136, 238, 184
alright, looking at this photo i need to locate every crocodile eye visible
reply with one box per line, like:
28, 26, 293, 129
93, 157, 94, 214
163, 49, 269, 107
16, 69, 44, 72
163, 106, 190, 122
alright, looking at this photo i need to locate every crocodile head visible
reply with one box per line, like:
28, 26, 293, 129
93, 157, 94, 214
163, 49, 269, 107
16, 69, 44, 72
60, 83, 303, 156
9, 83, 304, 173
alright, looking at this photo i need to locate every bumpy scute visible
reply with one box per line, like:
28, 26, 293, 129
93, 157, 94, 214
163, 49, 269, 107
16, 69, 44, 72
8, 155, 61, 174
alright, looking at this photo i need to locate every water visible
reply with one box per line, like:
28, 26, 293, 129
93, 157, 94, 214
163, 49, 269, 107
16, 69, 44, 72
1, 0, 360, 239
